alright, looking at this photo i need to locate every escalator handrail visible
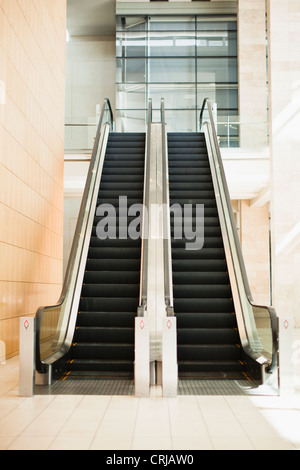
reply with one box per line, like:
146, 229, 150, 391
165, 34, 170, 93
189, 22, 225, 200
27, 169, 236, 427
138, 99, 152, 314
161, 98, 174, 316
200, 98, 278, 374
35, 98, 114, 374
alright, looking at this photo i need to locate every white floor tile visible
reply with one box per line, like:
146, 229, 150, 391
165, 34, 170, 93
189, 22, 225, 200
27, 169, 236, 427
172, 436, 213, 450
90, 436, 133, 450
131, 436, 172, 450
1, 354, 300, 451
7, 435, 54, 451
211, 436, 255, 450
49, 433, 95, 450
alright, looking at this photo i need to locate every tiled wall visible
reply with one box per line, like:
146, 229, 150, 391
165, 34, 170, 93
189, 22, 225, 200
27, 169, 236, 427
0, 0, 66, 360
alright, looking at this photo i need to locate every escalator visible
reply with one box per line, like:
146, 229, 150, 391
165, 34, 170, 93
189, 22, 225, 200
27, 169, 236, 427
168, 132, 246, 380
35, 99, 149, 387
63, 133, 146, 380
34, 98, 278, 394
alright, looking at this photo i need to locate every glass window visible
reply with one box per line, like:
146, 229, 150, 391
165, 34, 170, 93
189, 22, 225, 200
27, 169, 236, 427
115, 110, 147, 133
116, 15, 238, 137
149, 58, 195, 83
165, 110, 197, 132
116, 32, 147, 58
197, 17, 237, 31
149, 16, 196, 31
149, 84, 195, 109
197, 57, 237, 83
197, 84, 238, 110
117, 84, 146, 110
149, 32, 196, 57
116, 58, 146, 83
196, 31, 237, 57
116, 17, 147, 32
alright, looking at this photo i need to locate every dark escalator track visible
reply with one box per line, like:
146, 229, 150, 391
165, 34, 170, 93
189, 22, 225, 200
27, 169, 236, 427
168, 132, 247, 380
62, 133, 146, 380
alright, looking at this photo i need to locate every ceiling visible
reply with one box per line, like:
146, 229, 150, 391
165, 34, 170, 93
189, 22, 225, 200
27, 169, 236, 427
67, 0, 116, 36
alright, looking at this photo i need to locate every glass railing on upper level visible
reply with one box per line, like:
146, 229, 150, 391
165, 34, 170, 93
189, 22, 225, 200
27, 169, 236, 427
66, 110, 269, 151
200, 98, 278, 386
35, 99, 114, 380
210, 114, 269, 149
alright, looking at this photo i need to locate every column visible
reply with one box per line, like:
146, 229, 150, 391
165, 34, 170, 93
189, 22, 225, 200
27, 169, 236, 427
268, 0, 300, 327
238, 0, 268, 147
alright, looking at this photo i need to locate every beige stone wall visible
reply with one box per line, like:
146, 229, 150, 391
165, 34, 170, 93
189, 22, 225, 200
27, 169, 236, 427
267, 0, 300, 326
239, 201, 270, 306
0, 0, 66, 360
238, 0, 268, 147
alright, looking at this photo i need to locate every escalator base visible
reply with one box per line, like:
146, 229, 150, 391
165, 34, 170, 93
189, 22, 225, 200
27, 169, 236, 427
61, 371, 134, 380
178, 371, 249, 380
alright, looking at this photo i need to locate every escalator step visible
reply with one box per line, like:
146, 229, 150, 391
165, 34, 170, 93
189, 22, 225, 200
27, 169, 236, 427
172, 237, 223, 249
68, 359, 134, 373
169, 161, 209, 169
93, 216, 143, 227
89, 237, 141, 248
98, 190, 143, 198
173, 271, 229, 284
169, 175, 212, 183
176, 312, 237, 329
84, 271, 140, 284
177, 328, 239, 345
86, 259, 140, 271
79, 297, 139, 312
81, 283, 139, 298
172, 259, 227, 272
94, 199, 142, 209
178, 360, 244, 373
74, 327, 134, 343
170, 217, 220, 228
108, 141, 145, 148
169, 169, 210, 176
101, 175, 144, 183
173, 284, 231, 298
177, 344, 241, 361
100, 182, 144, 190
88, 247, 141, 259
172, 248, 225, 259
173, 297, 234, 314
170, 190, 215, 199
71, 343, 134, 360
77, 311, 136, 328
103, 162, 145, 169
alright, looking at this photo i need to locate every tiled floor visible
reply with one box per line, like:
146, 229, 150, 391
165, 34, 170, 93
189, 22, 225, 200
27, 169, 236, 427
1, 355, 300, 450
